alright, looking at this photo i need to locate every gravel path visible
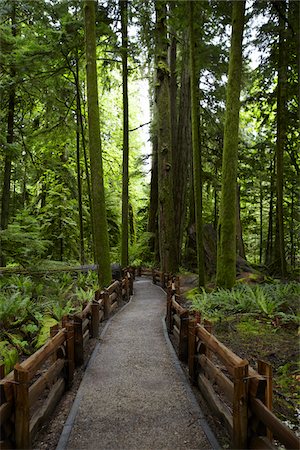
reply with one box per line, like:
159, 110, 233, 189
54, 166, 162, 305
57, 278, 218, 450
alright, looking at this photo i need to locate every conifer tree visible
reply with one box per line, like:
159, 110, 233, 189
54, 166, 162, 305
84, 0, 111, 287
216, 1, 246, 288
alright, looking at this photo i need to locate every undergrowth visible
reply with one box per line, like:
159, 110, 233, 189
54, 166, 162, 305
0, 271, 98, 375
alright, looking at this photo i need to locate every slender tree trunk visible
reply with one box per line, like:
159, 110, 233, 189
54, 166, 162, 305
76, 58, 85, 265
0, 3, 16, 267
155, 0, 178, 274
236, 184, 246, 260
188, 1, 205, 287
259, 179, 263, 264
120, 0, 129, 268
84, 0, 111, 287
148, 133, 159, 263
265, 158, 274, 265
216, 1, 246, 288
290, 182, 295, 269
274, 1, 287, 276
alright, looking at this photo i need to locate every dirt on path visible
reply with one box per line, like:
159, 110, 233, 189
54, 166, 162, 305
56, 278, 218, 450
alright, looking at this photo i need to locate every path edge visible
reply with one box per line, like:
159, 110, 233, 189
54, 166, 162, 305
55, 295, 134, 450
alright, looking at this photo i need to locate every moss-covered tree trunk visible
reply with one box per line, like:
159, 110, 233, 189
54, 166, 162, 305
120, 0, 129, 268
189, 1, 205, 287
84, 0, 111, 287
155, 0, 178, 274
274, 1, 287, 277
0, 2, 16, 267
148, 131, 159, 264
216, 1, 245, 289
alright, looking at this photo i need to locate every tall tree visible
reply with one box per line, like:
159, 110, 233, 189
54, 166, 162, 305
0, 2, 16, 267
84, 0, 111, 287
273, 0, 287, 276
188, 1, 205, 287
216, 1, 246, 289
154, 0, 178, 274
120, 0, 129, 268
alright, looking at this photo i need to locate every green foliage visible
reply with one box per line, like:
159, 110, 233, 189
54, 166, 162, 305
191, 282, 300, 324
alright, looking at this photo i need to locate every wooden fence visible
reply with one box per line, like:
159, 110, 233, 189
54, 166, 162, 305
0, 273, 132, 449
166, 285, 299, 450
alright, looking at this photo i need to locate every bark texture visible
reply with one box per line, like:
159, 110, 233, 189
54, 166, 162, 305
216, 1, 246, 288
189, 1, 205, 287
121, 0, 129, 268
84, 0, 111, 287
155, 1, 178, 274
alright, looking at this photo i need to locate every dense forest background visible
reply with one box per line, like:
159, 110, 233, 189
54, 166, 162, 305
0, 0, 299, 279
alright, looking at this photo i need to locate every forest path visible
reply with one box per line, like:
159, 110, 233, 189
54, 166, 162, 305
57, 278, 218, 450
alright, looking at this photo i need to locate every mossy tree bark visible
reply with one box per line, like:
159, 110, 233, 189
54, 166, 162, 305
120, 0, 129, 268
274, 0, 287, 277
155, 0, 178, 274
216, 1, 245, 289
84, 0, 111, 287
189, 1, 205, 288
0, 2, 16, 267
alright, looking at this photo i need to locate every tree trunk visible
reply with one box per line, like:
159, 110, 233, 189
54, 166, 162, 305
274, 0, 287, 276
148, 132, 159, 264
84, 0, 111, 287
265, 158, 274, 266
155, 0, 178, 274
0, 2, 16, 267
216, 1, 246, 289
120, 0, 129, 268
174, 35, 192, 266
236, 184, 246, 260
188, 1, 205, 287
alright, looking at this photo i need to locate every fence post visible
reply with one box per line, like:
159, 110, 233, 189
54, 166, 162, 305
188, 318, 197, 383
65, 323, 75, 387
204, 320, 213, 360
258, 360, 273, 441
152, 269, 156, 284
0, 363, 5, 379
103, 289, 110, 319
73, 316, 84, 366
91, 302, 100, 338
179, 311, 189, 361
14, 364, 31, 449
166, 287, 173, 333
233, 361, 249, 449
137, 266, 141, 277
128, 271, 133, 296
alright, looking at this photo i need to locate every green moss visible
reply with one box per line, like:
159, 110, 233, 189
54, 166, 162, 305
185, 287, 201, 300
35, 316, 58, 349
236, 319, 262, 335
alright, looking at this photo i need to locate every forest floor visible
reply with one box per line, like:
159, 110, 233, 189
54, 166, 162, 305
179, 274, 300, 440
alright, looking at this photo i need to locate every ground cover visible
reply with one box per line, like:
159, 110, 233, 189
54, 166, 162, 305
0, 270, 98, 375
182, 278, 300, 433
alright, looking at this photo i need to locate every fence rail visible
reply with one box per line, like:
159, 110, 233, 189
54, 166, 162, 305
165, 282, 299, 450
0, 271, 133, 450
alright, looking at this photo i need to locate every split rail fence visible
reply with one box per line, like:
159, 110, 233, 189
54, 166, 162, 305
160, 272, 299, 450
0, 270, 133, 449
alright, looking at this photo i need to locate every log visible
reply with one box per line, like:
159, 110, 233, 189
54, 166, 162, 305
110, 302, 118, 313
179, 312, 189, 361
188, 318, 197, 383
30, 378, 65, 440
83, 329, 89, 349
258, 360, 273, 441
109, 292, 118, 303
65, 324, 74, 386
97, 298, 104, 309
233, 362, 248, 449
166, 290, 173, 333
171, 298, 186, 316
0, 402, 12, 426
91, 302, 100, 338
19, 330, 66, 380
14, 365, 30, 449
99, 310, 104, 322
103, 290, 110, 319
82, 318, 89, 333
198, 354, 234, 402
196, 325, 265, 397
0, 377, 14, 405
107, 280, 119, 295
173, 313, 181, 329
29, 359, 64, 406
198, 373, 233, 434
73, 317, 84, 367
80, 302, 92, 320
250, 397, 299, 450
